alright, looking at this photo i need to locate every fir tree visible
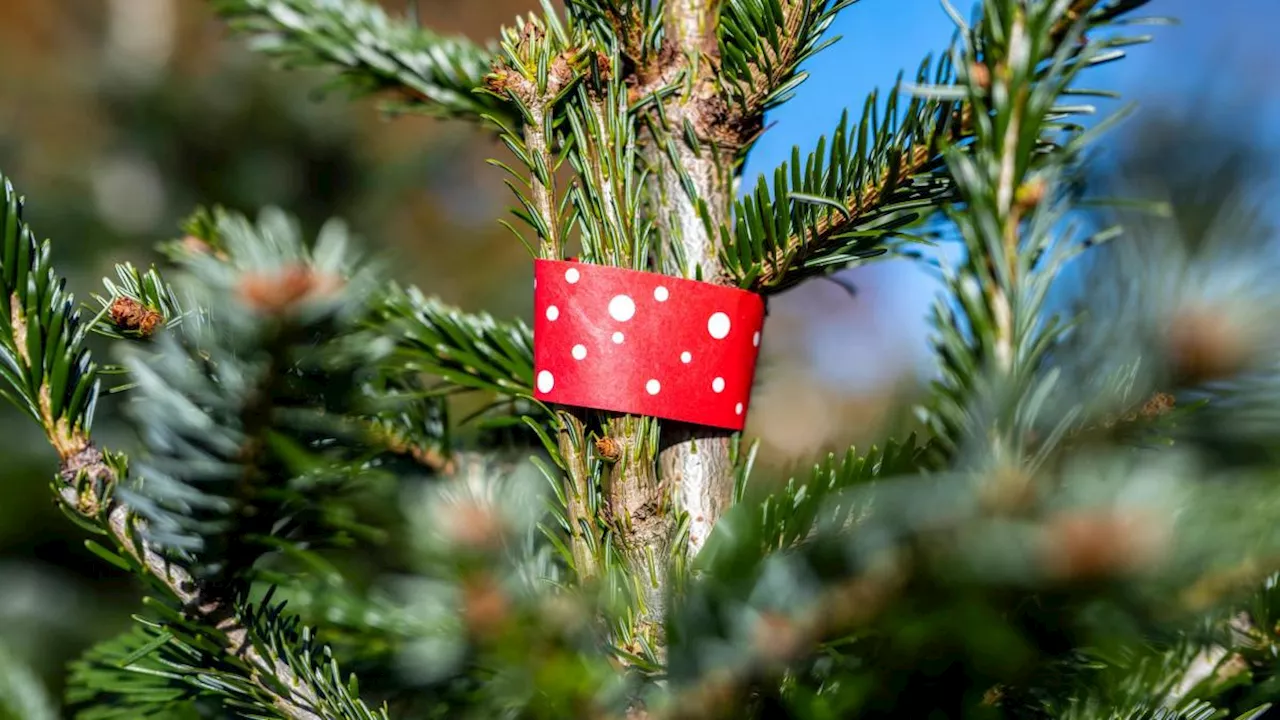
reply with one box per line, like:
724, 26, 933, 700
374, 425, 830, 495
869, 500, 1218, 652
2, 0, 1280, 718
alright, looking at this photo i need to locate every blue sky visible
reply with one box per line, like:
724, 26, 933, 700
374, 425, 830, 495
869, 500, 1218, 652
746, 0, 1280, 389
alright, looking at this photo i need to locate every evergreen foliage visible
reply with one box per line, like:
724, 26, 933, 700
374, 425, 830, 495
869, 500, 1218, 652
3, 0, 1280, 718
213, 0, 509, 122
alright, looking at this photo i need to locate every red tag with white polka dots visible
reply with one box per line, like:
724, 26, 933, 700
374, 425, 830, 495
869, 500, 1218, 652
533, 259, 764, 430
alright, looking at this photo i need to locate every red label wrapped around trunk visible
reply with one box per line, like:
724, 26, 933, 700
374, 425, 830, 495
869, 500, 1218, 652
532, 259, 764, 430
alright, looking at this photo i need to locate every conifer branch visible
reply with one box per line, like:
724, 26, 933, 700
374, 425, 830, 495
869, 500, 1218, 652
721, 71, 957, 292
361, 410, 455, 474
567, 0, 664, 66
754, 434, 936, 550
723, 0, 1153, 293
921, 0, 1154, 465
120, 213, 380, 580
485, 15, 583, 258
717, 0, 856, 147
91, 263, 181, 341
566, 74, 656, 269
554, 411, 602, 581
372, 283, 535, 399
601, 413, 672, 646
743, 103, 959, 292
212, 0, 510, 124
0, 178, 386, 719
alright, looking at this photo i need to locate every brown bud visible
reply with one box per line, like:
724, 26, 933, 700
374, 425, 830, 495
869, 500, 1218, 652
594, 436, 621, 462
109, 296, 164, 337
751, 612, 803, 665
515, 22, 546, 61
980, 464, 1036, 514
1014, 177, 1048, 212
484, 61, 536, 104
969, 62, 992, 91
442, 499, 505, 551
181, 235, 213, 255
237, 264, 342, 315
1166, 306, 1254, 385
593, 51, 613, 82
484, 69, 510, 95
1041, 510, 1165, 581
484, 60, 520, 96
1138, 392, 1176, 420
548, 53, 574, 95
461, 574, 511, 640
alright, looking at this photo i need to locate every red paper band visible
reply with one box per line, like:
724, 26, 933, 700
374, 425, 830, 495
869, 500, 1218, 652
532, 259, 764, 430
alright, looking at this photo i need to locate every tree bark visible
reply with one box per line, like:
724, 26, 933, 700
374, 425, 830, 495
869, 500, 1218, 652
648, 0, 739, 560
659, 423, 735, 555
603, 414, 672, 646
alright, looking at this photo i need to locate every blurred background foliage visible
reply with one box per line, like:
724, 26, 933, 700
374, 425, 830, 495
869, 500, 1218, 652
0, 0, 1276, 710
0, 0, 536, 701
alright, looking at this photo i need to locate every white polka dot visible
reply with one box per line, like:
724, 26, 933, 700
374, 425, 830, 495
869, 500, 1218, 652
546, 305, 560, 321
712, 377, 725, 393
646, 379, 661, 395
654, 286, 669, 302
572, 344, 587, 360
537, 371, 554, 393
680, 351, 692, 364
735, 403, 744, 415
753, 331, 761, 347
612, 332, 624, 344
708, 312, 731, 339
608, 295, 636, 322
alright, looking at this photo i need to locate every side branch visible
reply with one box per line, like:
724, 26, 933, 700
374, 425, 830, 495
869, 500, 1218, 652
374, 284, 535, 399
729, 0, 1144, 293
716, 0, 855, 148
753, 122, 958, 290
734, 1, 813, 117
212, 0, 510, 124
58, 442, 336, 720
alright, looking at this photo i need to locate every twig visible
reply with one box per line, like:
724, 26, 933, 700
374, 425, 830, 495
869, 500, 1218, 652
57, 442, 328, 720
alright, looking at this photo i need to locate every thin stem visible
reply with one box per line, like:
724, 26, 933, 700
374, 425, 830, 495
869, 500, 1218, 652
558, 413, 600, 581
526, 104, 606, 583
732, 0, 812, 126
990, 12, 1029, 377
527, 100, 562, 259
57, 444, 329, 720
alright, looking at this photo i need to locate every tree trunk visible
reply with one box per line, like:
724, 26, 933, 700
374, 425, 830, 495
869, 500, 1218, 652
648, 0, 740, 560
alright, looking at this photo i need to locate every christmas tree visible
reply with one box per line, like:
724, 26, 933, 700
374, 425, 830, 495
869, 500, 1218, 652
3, 0, 1280, 717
